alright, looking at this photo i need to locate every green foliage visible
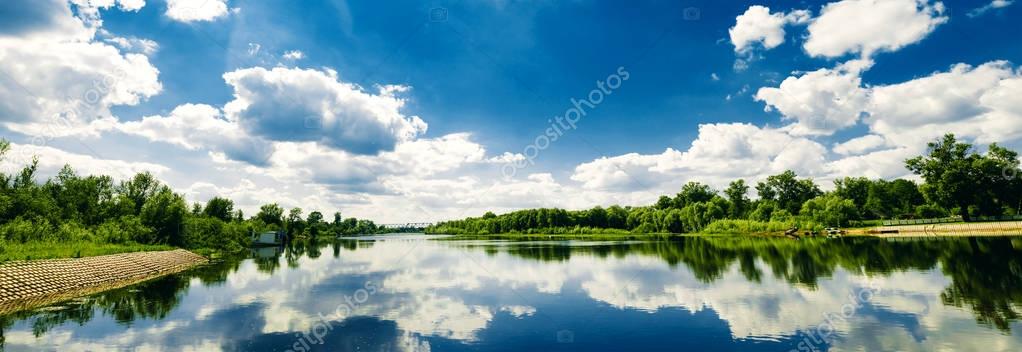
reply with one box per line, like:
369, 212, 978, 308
0, 139, 384, 260
702, 218, 823, 234
724, 179, 750, 218
140, 187, 188, 246
202, 197, 235, 221
183, 216, 251, 253
755, 170, 823, 215
257, 203, 284, 226
800, 194, 858, 227
0, 217, 53, 243
95, 216, 153, 244
906, 134, 1022, 220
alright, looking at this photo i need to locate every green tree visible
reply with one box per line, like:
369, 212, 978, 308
724, 179, 750, 218
906, 134, 980, 220
140, 187, 188, 245
801, 194, 858, 227
257, 203, 284, 227
203, 197, 235, 222
286, 207, 305, 237
674, 182, 716, 208
119, 172, 162, 215
756, 171, 822, 215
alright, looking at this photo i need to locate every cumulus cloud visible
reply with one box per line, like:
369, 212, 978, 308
165, 0, 229, 22
222, 67, 427, 155
115, 103, 273, 165
804, 0, 947, 58
754, 59, 872, 136
0, 0, 161, 136
0, 142, 167, 180
867, 61, 1022, 146
833, 134, 888, 156
729, 5, 811, 54
571, 123, 829, 192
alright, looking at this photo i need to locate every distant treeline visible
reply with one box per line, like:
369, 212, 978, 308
0, 139, 384, 255
428, 134, 1022, 235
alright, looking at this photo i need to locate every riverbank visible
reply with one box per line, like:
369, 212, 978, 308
0, 249, 207, 316
866, 221, 1022, 237
0, 242, 174, 263
432, 220, 1022, 240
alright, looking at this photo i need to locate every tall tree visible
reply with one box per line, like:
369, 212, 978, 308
756, 171, 822, 215
203, 197, 235, 222
140, 187, 188, 245
906, 134, 979, 220
724, 179, 750, 218
257, 203, 284, 226
119, 172, 162, 215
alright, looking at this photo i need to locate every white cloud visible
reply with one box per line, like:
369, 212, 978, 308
282, 50, 304, 60
115, 103, 272, 165
729, 6, 811, 54
804, 0, 947, 58
0, 142, 168, 180
754, 60, 871, 136
570, 123, 829, 192
968, 0, 1014, 17
833, 134, 888, 156
867, 61, 1022, 146
222, 66, 427, 155
0, 0, 161, 136
165, 0, 229, 22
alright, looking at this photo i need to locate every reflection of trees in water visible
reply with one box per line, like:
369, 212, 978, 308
939, 237, 1022, 332
481, 236, 1022, 333
0, 256, 241, 347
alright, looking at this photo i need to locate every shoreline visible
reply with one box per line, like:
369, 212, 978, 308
430, 221, 1022, 240
0, 249, 208, 316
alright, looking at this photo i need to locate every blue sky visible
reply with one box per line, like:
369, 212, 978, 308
1, 0, 1021, 222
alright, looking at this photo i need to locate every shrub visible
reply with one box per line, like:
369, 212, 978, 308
800, 194, 858, 227
0, 217, 53, 243
183, 216, 251, 253
96, 216, 154, 244
55, 221, 94, 242
915, 204, 948, 219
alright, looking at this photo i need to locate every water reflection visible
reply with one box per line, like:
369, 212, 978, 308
1, 236, 1021, 351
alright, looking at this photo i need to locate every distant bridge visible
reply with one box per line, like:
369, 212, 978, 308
379, 222, 434, 229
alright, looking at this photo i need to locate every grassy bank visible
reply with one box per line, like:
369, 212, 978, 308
0, 242, 174, 263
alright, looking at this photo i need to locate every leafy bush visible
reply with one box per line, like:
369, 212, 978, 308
702, 218, 823, 234
800, 194, 858, 227
55, 221, 94, 242
915, 204, 948, 219
96, 216, 154, 244
183, 216, 252, 253
0, 217, 53, 243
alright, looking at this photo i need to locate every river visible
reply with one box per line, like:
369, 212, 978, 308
2, 234, 1021, 351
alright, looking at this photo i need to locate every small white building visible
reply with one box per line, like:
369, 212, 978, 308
252, 231, 285, 246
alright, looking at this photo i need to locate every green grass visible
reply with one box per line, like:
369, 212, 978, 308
0, 242, 174, 263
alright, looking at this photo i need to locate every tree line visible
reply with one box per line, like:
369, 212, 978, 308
0, 139, 385, 256
428, 134, 1022, 235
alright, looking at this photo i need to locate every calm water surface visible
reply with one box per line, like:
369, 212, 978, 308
2, 235, 1022, 351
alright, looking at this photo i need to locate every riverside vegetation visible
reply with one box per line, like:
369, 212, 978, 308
428, 134, 1022, 236
0, 139, 387, 262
